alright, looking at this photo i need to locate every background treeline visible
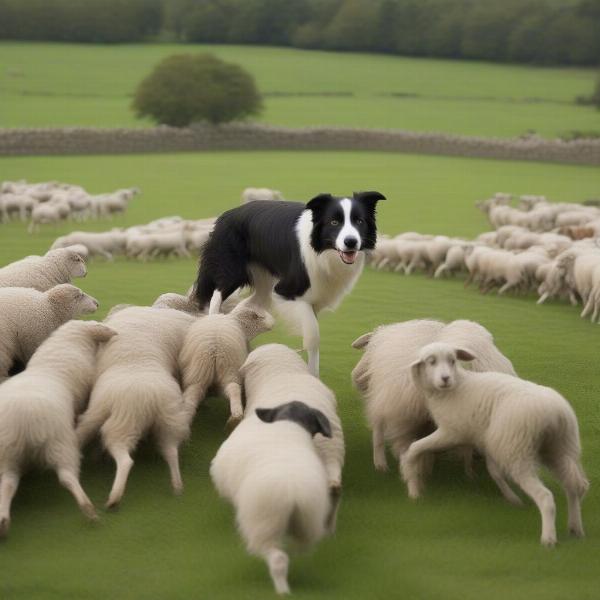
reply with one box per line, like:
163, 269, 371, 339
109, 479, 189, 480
1, 0, 600, 66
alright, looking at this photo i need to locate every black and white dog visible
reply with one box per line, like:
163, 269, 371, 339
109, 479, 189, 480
193, 191, 386, 375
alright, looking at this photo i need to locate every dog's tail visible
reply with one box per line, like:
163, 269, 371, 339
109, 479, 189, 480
351, 332, 372, 350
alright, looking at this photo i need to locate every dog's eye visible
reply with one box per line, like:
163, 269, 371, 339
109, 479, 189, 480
355, 218, 364, 225
330, 219, 339, 226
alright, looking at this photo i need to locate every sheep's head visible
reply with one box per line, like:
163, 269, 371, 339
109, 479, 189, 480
233, 304, 275, 340
410, 342, 475, 392
61, 248, 87, 278
47, 284, 99, 315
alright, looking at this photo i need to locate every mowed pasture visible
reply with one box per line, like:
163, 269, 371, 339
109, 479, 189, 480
0, 150, 600, 599
1, 42, 599, 138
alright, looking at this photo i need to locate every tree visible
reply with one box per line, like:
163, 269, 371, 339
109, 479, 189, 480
132, 53, 263, 127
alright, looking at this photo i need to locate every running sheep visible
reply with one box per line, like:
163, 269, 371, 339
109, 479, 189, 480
0, 320, 117, 537
352, 319, 515, 494
0, 284, 99, 381
178, 303, 275, 428
76, 306, 195, 508
0, 248, 86, 290
403, 342, 588, 547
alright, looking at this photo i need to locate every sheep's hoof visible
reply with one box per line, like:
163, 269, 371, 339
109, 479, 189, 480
105, 498, 121, 511
0, 518, 10, 538
82, 503, 99, 521
225, 414, 243, 433
374, 459, 389, 473
569, 525, 585, 538
172, 483, 184, 496
541, 534, 557, 548
329, 483, 342, 498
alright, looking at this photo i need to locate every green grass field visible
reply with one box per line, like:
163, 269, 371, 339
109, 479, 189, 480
1, 42, 599, 138
1, 151, 600, 599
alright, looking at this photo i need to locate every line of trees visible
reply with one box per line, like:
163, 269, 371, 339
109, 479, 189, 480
1, 0, 600, 66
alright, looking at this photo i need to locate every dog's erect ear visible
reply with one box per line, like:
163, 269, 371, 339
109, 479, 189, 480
312, 408, 332, 438
306, 193, 333, 213
353, 191, 386, 207
256, 408, 276, 424
456, 348, 476, 362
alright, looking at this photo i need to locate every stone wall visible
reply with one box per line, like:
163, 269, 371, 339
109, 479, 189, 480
1, 124, 599, 165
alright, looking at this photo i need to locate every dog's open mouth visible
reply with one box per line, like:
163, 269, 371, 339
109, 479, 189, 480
338, 250, 357, 264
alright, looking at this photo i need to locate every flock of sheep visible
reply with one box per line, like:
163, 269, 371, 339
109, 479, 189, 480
0, 185, 591, 593
0, 179, 139, 232
371, 192, 600, 322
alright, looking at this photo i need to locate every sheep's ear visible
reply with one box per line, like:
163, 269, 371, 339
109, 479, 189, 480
409, 358, 423, 381
353, 191, 386, 206
90, 323, 118, 342
306, 193, 333, 212
313, 409, 332, 438
456, 348, 476, 362
256, 408, 276, 424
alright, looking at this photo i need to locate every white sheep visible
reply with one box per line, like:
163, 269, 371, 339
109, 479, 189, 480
0, 320, 117, 537
126, 230, 190, 261
403, 342, 588, 546
241, 343, 345, 516
352, 319, 515, 491
0, 248, 86, 290
0, 284, 99, 381
179, 303, 274, 428
51, 230, 127, 260
241, 187, 284, 204
210, 399, 332, 594
76, 306, 195, 507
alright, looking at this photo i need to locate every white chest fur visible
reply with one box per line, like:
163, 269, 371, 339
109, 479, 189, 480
295, 209, 365, 313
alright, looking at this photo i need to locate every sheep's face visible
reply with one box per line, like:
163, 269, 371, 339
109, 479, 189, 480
235, 306, 275, 340
66, 251, 87, 278
411, 343, 475, 392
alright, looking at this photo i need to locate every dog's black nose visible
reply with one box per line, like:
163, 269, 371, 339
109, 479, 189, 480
344, 237, 358, 249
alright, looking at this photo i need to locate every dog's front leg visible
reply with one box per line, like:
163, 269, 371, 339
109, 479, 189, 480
298, 301, 320, 377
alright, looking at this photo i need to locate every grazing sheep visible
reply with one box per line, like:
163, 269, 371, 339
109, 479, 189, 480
210, 400, 332, 595
241, 343, 345, 521
241, 187, 284, 204
403, 342, 588, 546
126, 230, 190, 261
0, 320, 117, 537
352, 320, 515, 491
76, 306, 195, 507
179, 303, 274, 428
51, 230, 127, 260
28, 202, 63, 233
0, 248, 86, 290
0, 284, 99, 381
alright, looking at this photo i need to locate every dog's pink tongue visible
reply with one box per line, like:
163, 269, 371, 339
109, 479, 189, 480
340, 250, 357, 264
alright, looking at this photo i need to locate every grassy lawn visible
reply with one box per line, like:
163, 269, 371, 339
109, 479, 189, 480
1, 42, 599, 138
0, 151, 599, 599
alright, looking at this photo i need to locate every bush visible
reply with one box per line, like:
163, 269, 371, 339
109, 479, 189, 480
132, 53, 263, 127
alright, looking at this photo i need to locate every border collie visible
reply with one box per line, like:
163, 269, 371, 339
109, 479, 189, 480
193, 191, 386, 375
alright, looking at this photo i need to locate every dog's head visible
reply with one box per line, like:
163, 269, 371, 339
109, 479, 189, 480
306, 191, 386, 265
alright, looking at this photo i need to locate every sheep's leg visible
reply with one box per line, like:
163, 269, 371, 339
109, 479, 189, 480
223, 382, 244, 430
182, 382, 208, 422
401, 429, 457, 499
56, 467, 98, 520
511, 469, 557, 547
537, 291, 549, 305
549, 455, 586, 538
372, 421, 388, 472
434, 263, 446, 278
105, 444, 135, 509
326, 483, 342, 535
498, 279, 517, 295
0, 470, 20, 537
158, 440, 183, 495
485, 456, 523, 506
209, 290, 223, 315
263, 548, 290, 595
76, 404, 110, 448
298, 302, 320, 377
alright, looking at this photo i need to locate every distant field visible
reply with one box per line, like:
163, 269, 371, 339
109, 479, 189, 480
1, 43, 599, 137
0, 151, 599, 599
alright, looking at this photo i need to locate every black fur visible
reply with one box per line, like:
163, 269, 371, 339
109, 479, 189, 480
193, 192, 385, 309
255, 401, 332, 438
